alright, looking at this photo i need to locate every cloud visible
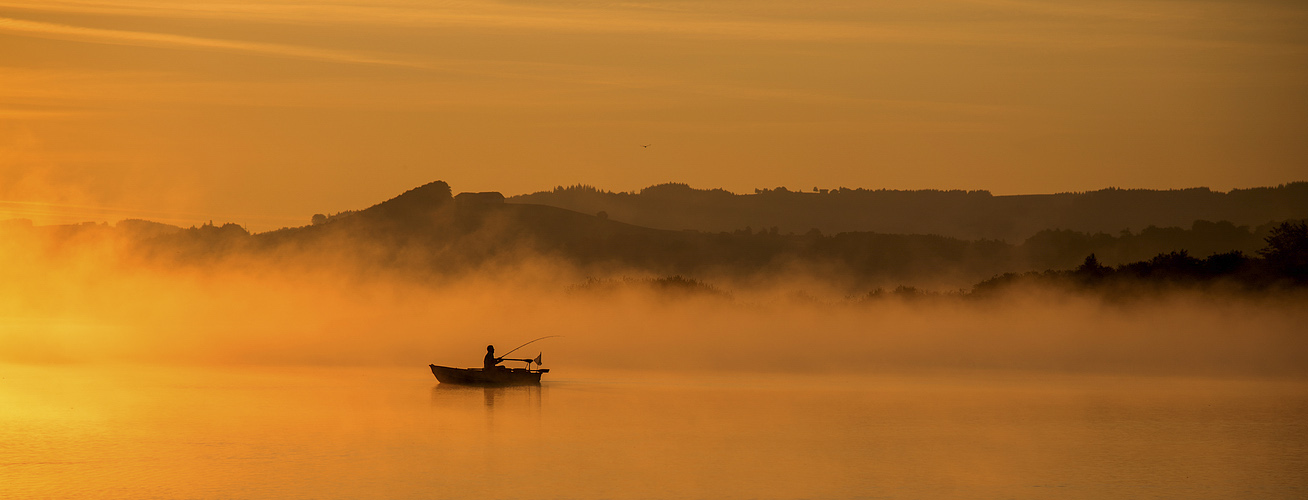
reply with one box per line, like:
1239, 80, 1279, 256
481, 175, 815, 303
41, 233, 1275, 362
0, 16, 426, 67
0, 0, 1257, 47
0, 1, 884, 42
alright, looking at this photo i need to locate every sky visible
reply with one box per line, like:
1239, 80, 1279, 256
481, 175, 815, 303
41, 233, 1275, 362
1, 0, 1305, 231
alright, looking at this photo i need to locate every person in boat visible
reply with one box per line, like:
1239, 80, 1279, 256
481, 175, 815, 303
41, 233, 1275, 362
484, 345, 504, 371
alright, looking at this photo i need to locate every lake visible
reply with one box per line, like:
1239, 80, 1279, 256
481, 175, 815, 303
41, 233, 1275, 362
2, 364, 1305, 499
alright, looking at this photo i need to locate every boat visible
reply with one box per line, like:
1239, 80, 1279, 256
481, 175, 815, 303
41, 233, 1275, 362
429, 364, 549, 386
433, 337, 556, 386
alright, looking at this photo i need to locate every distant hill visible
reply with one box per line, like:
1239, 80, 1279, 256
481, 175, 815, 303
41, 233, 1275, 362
7, 180, 1304, 289
510, 183, 1308, 242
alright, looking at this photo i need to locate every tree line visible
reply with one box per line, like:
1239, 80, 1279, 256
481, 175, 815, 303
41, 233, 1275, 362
511, 182, 1308, 242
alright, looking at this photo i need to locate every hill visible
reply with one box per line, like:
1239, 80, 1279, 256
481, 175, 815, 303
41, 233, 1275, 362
510, 183, 1308, 242
6, 180, 1304, 290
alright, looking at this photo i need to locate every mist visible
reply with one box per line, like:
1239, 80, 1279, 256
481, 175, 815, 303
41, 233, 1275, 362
3, 223, 1304, 378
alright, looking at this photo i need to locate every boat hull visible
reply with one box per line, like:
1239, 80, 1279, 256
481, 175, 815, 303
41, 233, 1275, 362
429, 364, 547, 386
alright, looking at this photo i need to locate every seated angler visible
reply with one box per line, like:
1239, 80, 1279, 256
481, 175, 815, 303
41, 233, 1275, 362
484, 345, 504, 371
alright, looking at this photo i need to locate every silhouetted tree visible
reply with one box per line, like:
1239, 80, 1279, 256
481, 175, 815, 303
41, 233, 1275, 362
1074, 253, 1112, 281
1201, 251, 1249, 278
1259, 220, 1308, 282
1145, 250, 1202, 280
312, 214, 327, 225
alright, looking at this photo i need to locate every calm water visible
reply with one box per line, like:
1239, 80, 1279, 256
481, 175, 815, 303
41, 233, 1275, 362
2, 364, 1305, 499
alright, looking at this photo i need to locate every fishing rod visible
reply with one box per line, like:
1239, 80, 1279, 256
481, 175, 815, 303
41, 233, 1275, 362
501, 355, 543, 366
499, 335, 562, 358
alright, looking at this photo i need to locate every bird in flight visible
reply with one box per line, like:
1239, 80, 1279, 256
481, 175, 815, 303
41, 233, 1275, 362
641, 144, 651, 148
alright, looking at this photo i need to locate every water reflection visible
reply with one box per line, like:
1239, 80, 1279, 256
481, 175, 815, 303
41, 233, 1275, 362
6, 365, 1306, 499
430, 383, 544, 411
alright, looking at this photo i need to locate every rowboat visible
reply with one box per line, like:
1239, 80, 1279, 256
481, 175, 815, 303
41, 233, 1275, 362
429, 364, 549, 386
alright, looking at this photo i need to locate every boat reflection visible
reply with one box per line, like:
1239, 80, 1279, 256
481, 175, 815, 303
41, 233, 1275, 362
431, 383, 544, 411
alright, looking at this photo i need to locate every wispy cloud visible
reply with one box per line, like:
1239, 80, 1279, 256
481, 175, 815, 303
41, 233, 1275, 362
3, 0, 1303, 51
0, 199, 304, 227
0, 0, 1161, 46
0, 103, 88, 120
4, 1, 848, 38
0, 16, 426, 67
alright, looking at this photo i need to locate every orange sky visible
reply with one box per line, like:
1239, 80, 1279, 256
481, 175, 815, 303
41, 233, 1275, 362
1, 0, 1305, 231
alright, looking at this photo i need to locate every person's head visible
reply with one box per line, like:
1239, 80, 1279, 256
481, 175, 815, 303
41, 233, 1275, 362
487, 345, 494, 353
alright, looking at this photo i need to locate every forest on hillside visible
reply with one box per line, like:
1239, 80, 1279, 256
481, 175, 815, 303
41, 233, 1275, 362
574, 220, 1308, 301
511, 182, 1308, 242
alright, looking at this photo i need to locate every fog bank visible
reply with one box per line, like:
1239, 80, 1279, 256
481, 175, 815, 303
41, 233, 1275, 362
2, 231, 1304, 376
